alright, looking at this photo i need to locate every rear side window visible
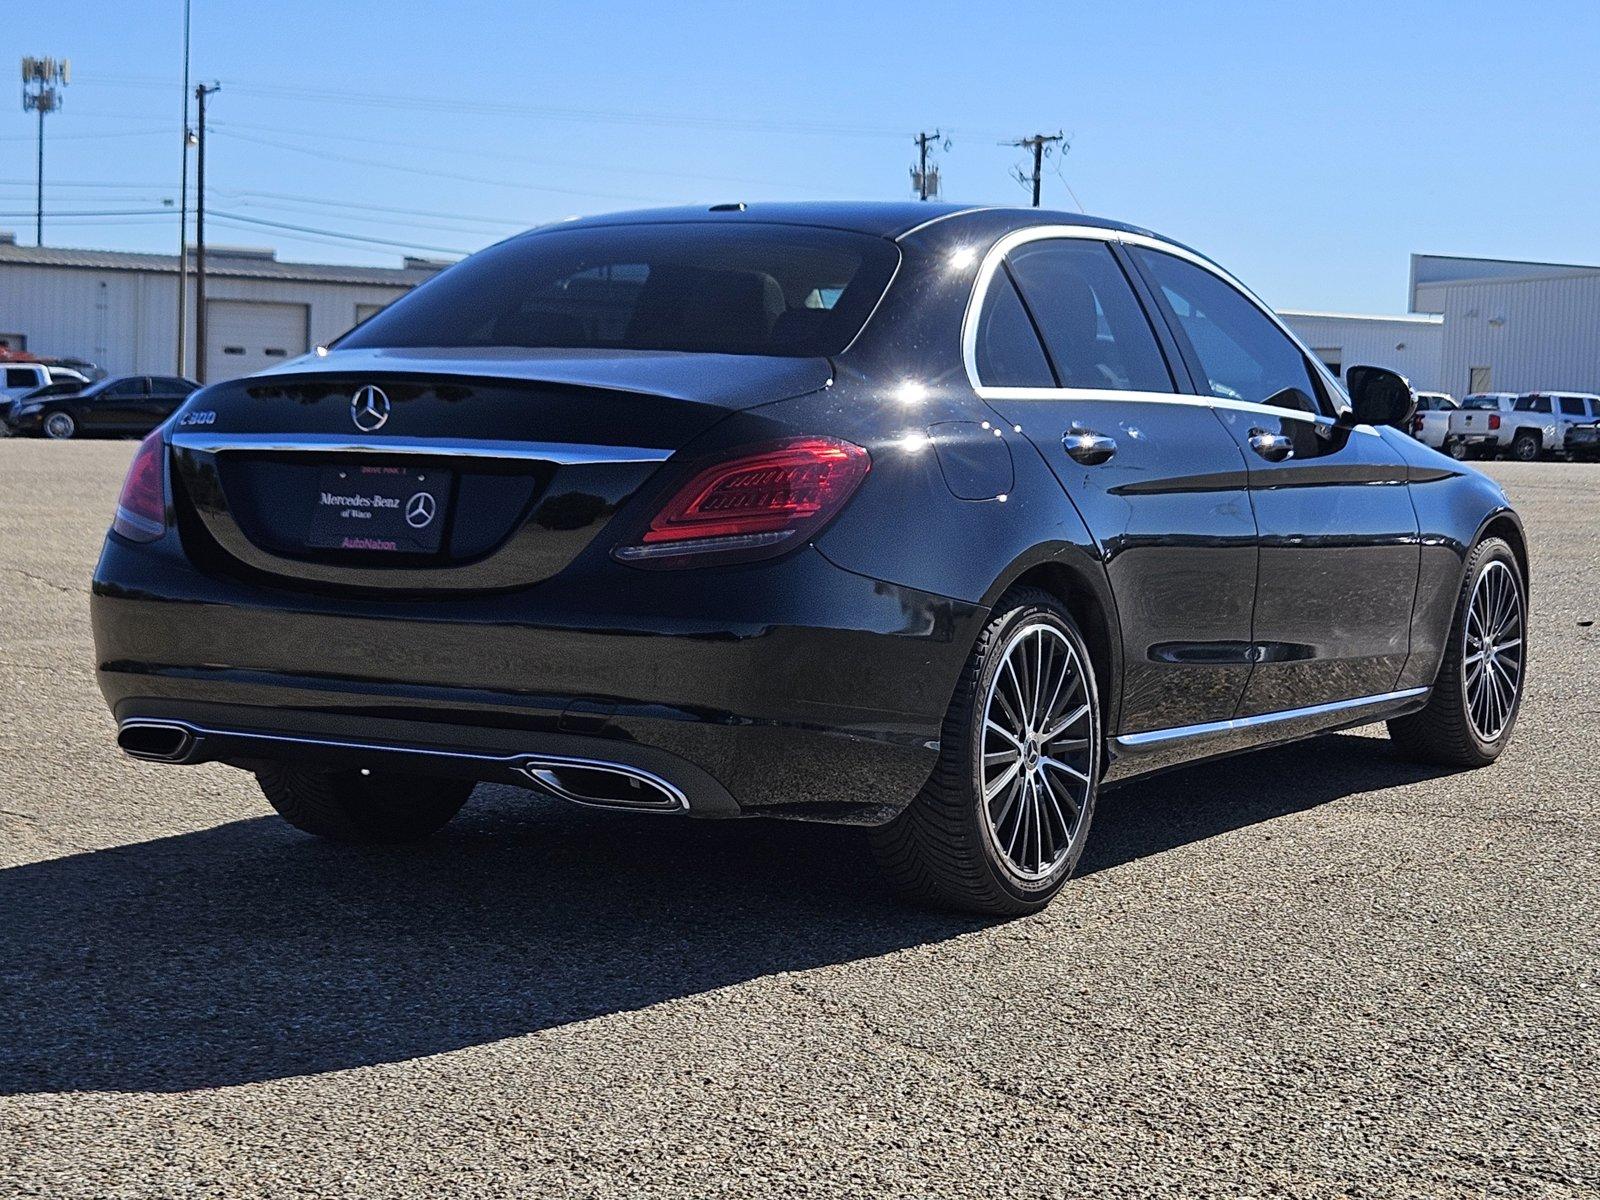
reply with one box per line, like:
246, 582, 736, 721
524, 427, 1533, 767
339, 223, 899, 358
973, 270, 1055, 387
1133, 248, 1322, 409
1005, 240, 1172, 392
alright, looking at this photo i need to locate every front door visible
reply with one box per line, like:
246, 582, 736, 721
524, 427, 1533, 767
969, 233, 1258, 735
1128, 246, 1420, 715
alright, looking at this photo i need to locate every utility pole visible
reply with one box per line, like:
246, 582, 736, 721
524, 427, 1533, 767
175, 0, 193, 376
910, 129, 945, 201
192, 82, 219, 383
1003, 131, 1065, 207
20, 57, 70, 246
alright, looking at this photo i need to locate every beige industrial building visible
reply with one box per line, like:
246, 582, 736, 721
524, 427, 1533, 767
0, 232, 447, 383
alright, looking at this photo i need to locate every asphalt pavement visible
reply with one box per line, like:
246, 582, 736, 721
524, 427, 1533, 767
1, 440, 1595, 1198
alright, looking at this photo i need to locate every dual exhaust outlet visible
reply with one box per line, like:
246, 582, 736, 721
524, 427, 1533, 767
115, 720, 687, 812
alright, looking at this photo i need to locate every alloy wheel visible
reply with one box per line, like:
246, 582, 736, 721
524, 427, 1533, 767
44, 413, 74, 439
979, 621, 1096, 882
1463, 559, 1524, 741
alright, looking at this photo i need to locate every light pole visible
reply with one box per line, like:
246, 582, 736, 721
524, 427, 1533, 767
20, 57, 70, 247
193, 82, 219, 383
175, 0, 193, 375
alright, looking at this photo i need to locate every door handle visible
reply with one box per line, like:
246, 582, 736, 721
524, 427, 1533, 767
1247, 428, 1295, 462
1063, 425, 1117, 465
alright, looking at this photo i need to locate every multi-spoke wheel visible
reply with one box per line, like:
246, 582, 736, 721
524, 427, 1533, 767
979, 622, 1095, 882
1390, 537, 1526, 766
1463, 559, 1524, 742
870, 588, 1100, 915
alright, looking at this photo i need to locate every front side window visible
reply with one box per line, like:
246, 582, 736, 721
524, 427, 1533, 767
5, 368, 36, 388
1005, 240, 1172, 393
339, 223, 899, 358
1514, 396, 1551, 413
1133, 248, 1323, 412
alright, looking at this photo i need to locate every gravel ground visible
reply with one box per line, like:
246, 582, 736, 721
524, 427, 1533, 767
1, 440, 1595, 1199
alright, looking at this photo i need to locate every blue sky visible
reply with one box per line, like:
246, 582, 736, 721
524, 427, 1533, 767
6, 1, 1598, 313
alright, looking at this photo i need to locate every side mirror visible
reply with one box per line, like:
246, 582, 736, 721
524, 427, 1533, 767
1345, 365, 1416, 429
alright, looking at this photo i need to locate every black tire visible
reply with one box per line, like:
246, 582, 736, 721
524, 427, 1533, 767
1510, 431, 1540, 462
256, 763, 473, 843
869, 588, 1100, 917
43, 412, 76, 440
1446, 439, 1469, 462
1388, 537, 1525, 767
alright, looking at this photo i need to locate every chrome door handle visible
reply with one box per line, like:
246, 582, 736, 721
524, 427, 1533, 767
1063, 426, 1117, 465
1247, 429, 1294, 462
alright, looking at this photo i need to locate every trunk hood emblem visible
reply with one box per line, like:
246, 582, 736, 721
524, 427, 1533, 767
351, 385, 391, 432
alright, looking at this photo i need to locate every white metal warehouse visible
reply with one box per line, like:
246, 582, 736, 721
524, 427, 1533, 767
0, 232, 447, 383
1283, 253, 1600, 400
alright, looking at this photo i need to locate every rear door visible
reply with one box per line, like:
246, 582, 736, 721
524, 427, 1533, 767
1128, 245, 1419, 715
969, 230, 1258, 735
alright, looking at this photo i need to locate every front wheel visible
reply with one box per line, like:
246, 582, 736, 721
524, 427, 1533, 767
43, 412, 76, 440
256, 764, 473, 842
1389, 538, 1525, 767
870, 588, 1100, 916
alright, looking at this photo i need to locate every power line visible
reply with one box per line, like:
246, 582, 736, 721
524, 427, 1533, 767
209, 128, 669, 204
209, 210, 469, 255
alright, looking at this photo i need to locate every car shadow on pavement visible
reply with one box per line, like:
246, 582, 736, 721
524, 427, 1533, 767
1, 732, 1454, 1094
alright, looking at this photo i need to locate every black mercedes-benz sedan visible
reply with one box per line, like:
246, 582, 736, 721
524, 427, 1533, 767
7, 373, 200, 439
92, 202, 1528, 914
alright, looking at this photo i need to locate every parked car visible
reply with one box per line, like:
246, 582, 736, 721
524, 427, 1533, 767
1569, 421, 1600, 460
1517, 392, 1600, 454
5, 373, 200, 439
2, 362, 91, 401
1407, 390, 1457, 449
93, 202, 1528, 915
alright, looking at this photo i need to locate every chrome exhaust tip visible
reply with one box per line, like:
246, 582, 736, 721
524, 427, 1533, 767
516, 756, 687, 812
117, 720, 198, 763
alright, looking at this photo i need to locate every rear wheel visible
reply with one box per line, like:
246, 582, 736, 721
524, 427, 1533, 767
1510, 431, 1541, 461
1389, 538, 1525, 767
43, 412, 76, 440
870, 588, 1099, 916
256, 764, 473, 842
1445, 439, 1469, 462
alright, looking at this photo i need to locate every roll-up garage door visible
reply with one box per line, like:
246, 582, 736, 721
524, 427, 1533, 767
205, 300, 309, 382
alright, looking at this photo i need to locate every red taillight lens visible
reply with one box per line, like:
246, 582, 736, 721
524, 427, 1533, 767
112, 429, 167, 542
615, 436, 870, 567
1412, 415, 1424, 432
1488, 414, 1501, 430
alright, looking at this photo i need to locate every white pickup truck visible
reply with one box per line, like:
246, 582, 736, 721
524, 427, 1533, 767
1406, 391, 1457, 449
1, 362, 90, 401
1446, 392, 1563, 461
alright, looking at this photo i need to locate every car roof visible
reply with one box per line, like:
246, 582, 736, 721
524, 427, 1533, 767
535, 201, 1151, 241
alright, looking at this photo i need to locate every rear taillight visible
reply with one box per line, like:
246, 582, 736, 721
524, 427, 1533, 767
1489, 414, 1502, 430
1412, 415, 1424, 433
112, 429, 167, 542
615, 436, 870, 567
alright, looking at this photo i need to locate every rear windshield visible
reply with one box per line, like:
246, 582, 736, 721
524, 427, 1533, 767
1462, 395, 1502, 409
339, 223, 900, 358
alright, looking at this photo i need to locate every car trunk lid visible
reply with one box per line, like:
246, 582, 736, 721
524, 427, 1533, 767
168, 349, 832, 593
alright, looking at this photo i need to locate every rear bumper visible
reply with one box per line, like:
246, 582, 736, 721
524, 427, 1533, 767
92, 531, 983, 823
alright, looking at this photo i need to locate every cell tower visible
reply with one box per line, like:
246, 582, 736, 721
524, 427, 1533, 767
21, 56, 71, 246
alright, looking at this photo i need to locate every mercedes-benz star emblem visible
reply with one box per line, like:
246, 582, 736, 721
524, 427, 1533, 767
350, 385, 390, 432
405, 491, 437, 529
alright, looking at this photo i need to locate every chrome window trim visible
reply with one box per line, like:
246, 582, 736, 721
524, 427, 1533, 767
961, 224, 1374, 434
169, 431, 674, 464
1114, 687, 1429, 748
